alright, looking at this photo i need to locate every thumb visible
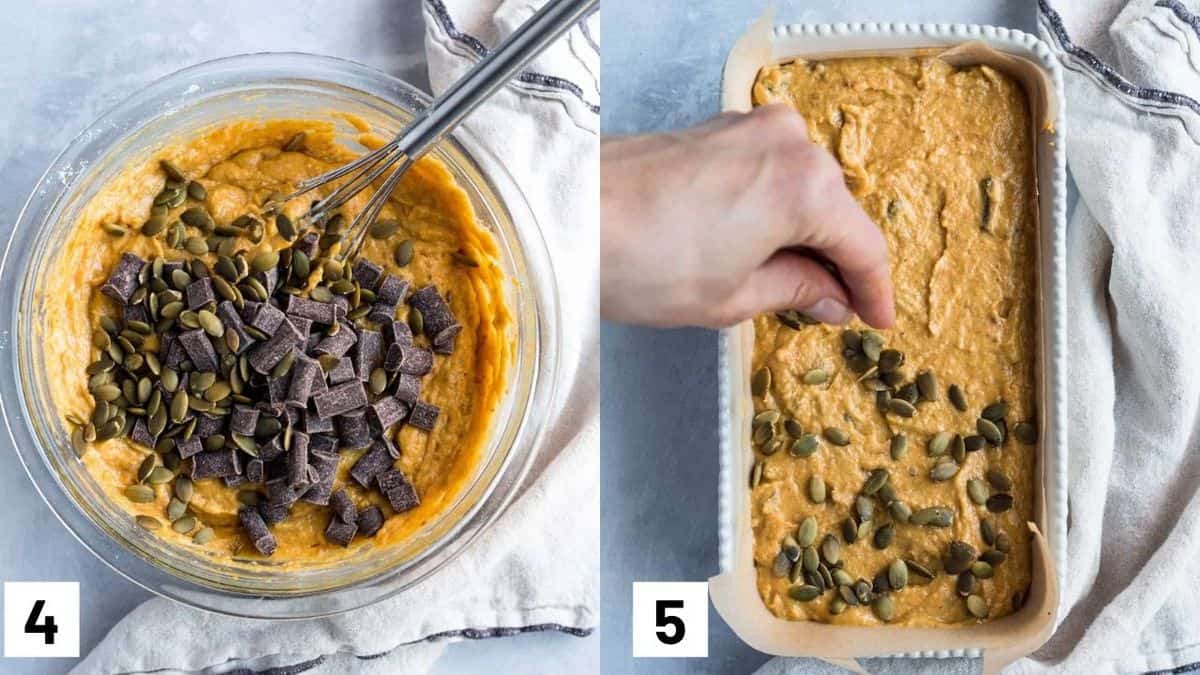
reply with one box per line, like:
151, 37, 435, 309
723, 250, 853, 325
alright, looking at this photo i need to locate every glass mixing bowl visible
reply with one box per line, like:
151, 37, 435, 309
0, 53, 559, 618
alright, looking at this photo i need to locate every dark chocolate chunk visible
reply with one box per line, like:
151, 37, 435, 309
176, 435, 203, 459
224, 474, 247, 487
301, 450, 339, 505
100, 253, 145, 304
309, 433, 337, 455
178, 328, 219, 372
368, 302, 397, 325
313, 325, 357, 358
267, 370, 293, 408
313, 380, 368, 419
230, 405, 259, 437
408, 285, 456, 337
266, 476, 300, 506
217, 301, 253, 354
382, 436, 400, 460
349, 440, 394, 488
287, 431, 310, 487
352, 259, 383, 290
164, 335, 188, 369
368, 396, 409, 430
249, 302, 286, 335
398, 345, 433, 376
246, 458, 264, 483
239, 300, 262, 325
286, 355, 321, 408
259, 500, 291, 526
353, 329, 383, 382
376, 274, 410, 306
324, 514, 357, 546
254, 266, 279, 298
190, 449, 241, 479
330, 489, 356, 523
194, 413, 224, 440
408, 401, 440, 431
294, 232, 319, 260
289, 316, 313, 341
356, 506, 385, 537
129, 418, 156, 448
432, 324, 462, 355
258, 434, 285, 462
383, 342, 404, 372
326, 357, 357, 385
248, 318, 302, 374
284, 294, 337, 324
186, 277, 215, 310
337, 410, 372, 449
239, 506, 277, 556
394, 374, 421, 405
282, 406, 301, 427
124, 302, 150, 326
382, 320, 413, 347
378, 469, 420, 513
303, 410, 335, 435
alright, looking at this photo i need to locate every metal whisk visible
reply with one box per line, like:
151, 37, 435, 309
284, 0, 598, 261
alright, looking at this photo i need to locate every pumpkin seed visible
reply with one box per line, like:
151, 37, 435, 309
802, 545, 819, 573
914, 370, 937, 401
967, 479, 989, 505
124, 484, 155, 503
170, 391, 189, 422
93, 383, 121, 402
872, 595, 895, 622
785, 434, 816, 457
830, 598, 847, 615
782, 418, 804, 438
823, 427, 849, 446
981, 401, 1009, 421
910, 506, 954, 527
368, 218, 401, 239
185, 236, 208, 256
292, 250, 311, 280
774, 310, 806, 330
789, 585, 821, 602
928, 431, 954, 456
890, 434, 908, 460
282, 131, 306, 152
171, 515, 197, 534
889, 500, 912, 523
980, 520, 997, 546
204, 381, 231, 402
841, 518, 858, 544
966, 594, 989, 619
193, 526, 216, 545
977, 417, 1003, 445
862, 468, 889, 495
854, 579, 873, 605
800, 367, 829, 386
820, 534, 840, 565
276, 213, 296, 240
981, 549, 1007, 566
1014, 421, 1038, 444
761, 438, 783, 456
841, 329, 862, 352
839, 585, 859, 606
147, 466, 174, 484
797, 516, 818, 548
884, 558, 908, 590
995, 532, 1012, 553
957, 571, 977, 597
877, 349, 904, 372
752, 422, 774, 445
772, 551, 792, 577
986, 469, 1012, 492
930, 459, 959, 482
808, 475, 826, 503
136, 454, 157, 483
887, 398, 915, 417
948, 384, 968, 412
970, 561, 995, 579
861, 330, 884, 362
160, 159, 186, 182
944, 540, 978, 575
961, 435, 984, 453
906, 559, 936, 582
750, 460, 763, 488
874, 523, 895, 550
751, 367, 771, 397
166, 498, 188, 523
986, 493, 1014, 513
136, 515, 162, 530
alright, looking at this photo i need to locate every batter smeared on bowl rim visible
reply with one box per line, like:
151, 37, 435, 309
748, 56, 1038, 626
45, 118, 512, 565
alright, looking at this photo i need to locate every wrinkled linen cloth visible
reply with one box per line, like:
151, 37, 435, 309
761, 1, 1200, 673
73, 0, 599, 673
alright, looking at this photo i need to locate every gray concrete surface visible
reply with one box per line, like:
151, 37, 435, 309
0, 1, 594, 673
600, 1, 1037, 673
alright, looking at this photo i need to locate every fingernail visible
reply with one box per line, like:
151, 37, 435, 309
804, 298, 852, 325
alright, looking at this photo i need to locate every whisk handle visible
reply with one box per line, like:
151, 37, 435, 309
398, 0, 598, 158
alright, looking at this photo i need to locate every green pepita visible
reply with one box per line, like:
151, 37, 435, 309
823, 427, 849, 446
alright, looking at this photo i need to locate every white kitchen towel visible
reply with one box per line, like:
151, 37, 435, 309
72, 0, 599, 672
758, 2, 1200, 675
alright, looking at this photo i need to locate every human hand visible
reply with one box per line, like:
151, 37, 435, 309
600, 104, 895, 329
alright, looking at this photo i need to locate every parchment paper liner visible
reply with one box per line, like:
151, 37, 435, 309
710, 12, 1061, 674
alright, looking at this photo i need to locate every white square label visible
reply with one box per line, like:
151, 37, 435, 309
631, 581, 708, 658
4, 582, 80, 658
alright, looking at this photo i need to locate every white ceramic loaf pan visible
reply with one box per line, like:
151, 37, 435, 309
710, 19, 1067, 670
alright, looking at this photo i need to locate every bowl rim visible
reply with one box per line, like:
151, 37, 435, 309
0, 51, 562, 618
